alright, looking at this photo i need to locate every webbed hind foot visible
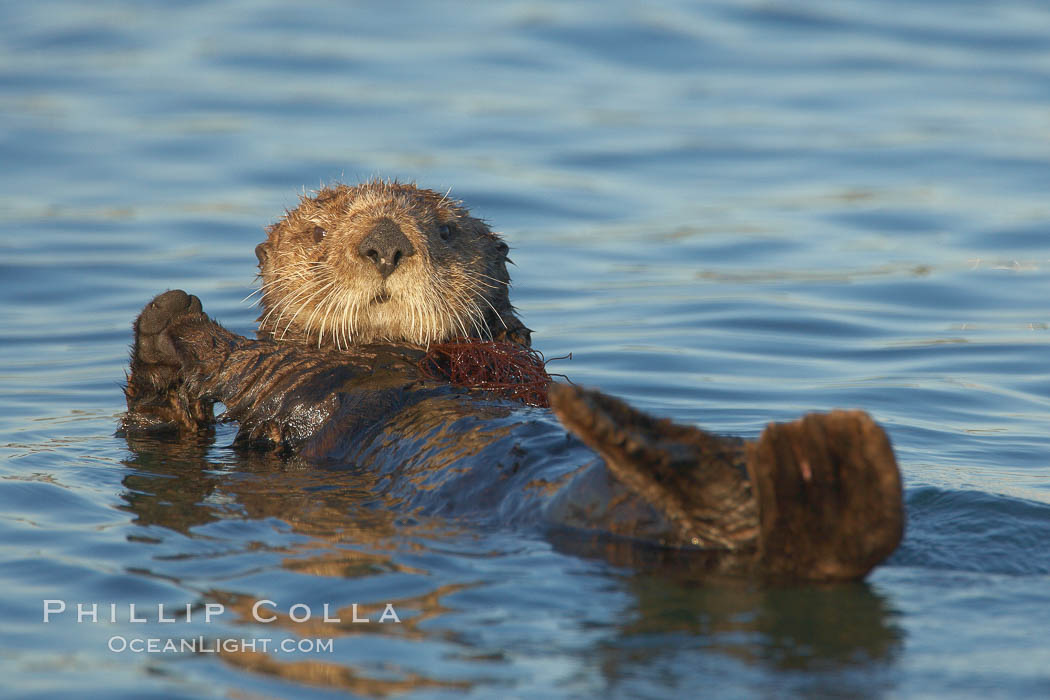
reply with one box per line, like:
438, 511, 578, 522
749, 410, 903, 580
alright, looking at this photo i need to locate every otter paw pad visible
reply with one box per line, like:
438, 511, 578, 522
134, 290, 204, 366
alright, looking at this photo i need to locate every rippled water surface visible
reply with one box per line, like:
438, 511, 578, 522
2, 1, 1049, 697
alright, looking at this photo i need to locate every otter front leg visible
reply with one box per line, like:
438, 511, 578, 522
122, 290, 240, 435
124, 290, 401, 450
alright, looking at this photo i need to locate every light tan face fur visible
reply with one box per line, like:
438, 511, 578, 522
254, 181, 524, 349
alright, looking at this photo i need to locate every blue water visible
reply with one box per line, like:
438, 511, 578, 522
2, 1, 1049, 697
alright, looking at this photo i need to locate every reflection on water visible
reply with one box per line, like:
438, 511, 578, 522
217, 650, 472, 696
119, 432, 904, 696
120, 434, 474, 694
605, 577, 902, 699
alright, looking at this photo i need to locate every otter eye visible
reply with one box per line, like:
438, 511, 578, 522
496, 241, 509, 255
312, 226, 326, 243
438, 224, 452, 241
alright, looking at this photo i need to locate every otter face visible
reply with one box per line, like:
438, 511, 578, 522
254, 181, 529, 349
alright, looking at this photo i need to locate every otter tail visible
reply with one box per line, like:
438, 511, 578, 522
548, 383, 903, 581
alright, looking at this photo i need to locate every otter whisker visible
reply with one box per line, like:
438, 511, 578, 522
455, 309, 472, 340
280, 278, 336, 342
337, 288, 351, 350
325, 290, 344, 349
438, 295, 458, 341
415, 293, 427, 344
466, 301, 488, 339
314, 282, 345, 349
411, 293, 424, 346
264, 277, 325, 335
251, 267, 305, 307
316, 294, 332, 349
437, 185, 453, 206
450, 289, 477, 340
431, 274, 475, 341
460, 276, 507, 331
349, 294, 361, 346
347, 291, 359, 348
241, 287, 265, 305
417, 286, 434, 344
325, 285, 346, 348
472, 271, 511, 288
428, 284, 453, 343
457, 296, 486, 340
257, 261, 323, 328
411, 289, 428, 346
260, 284, 305, 333
439, 279, 480, 341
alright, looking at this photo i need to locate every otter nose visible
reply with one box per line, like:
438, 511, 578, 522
357, 218, 415, 278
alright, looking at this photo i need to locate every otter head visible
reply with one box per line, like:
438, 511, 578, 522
254, 181, 530, 349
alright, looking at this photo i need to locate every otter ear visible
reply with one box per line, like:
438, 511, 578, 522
255, 242, 269, 266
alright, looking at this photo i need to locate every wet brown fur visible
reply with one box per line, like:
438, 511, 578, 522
120, 183, 905, 582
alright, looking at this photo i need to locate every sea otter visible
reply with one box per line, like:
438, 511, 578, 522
122, 181, 903, 581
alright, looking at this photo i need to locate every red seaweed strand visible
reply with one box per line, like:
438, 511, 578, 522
417, 339, 570, 408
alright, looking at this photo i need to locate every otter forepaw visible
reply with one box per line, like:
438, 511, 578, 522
134, 290, 204, 368
122, 290, 213, 435
748, 410, 904, 580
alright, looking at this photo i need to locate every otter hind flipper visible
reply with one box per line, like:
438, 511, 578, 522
749, 410, 904, 581
550, 384, 904, 580
548, 383, 759, 552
